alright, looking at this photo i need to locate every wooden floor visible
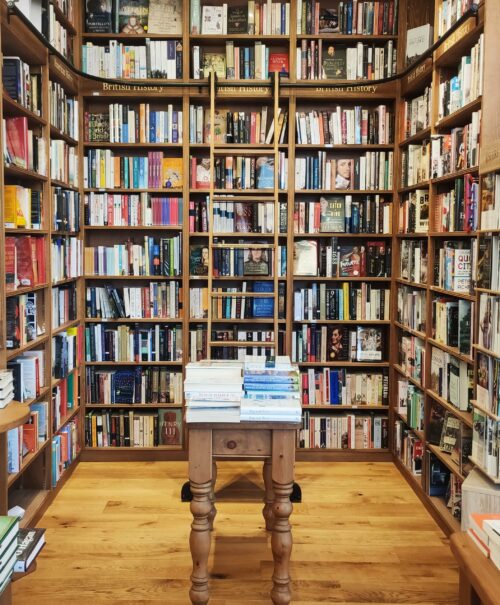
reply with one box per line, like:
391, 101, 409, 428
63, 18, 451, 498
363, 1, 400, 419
13, 461, 459, 604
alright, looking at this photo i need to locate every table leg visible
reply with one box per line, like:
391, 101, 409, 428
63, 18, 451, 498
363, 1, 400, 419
208, 461, 217, 531
270, 430, 295, 605
263, 458, 274, 531
189, 429, 212, 605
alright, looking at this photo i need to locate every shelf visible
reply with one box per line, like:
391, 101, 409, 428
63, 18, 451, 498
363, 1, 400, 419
50, 179, 79, 191
303, 404, 388, 411
431, 166, 479, 185
8, 439, 50, 487
396, 278, 428, 289
399, 127, 432, 148
398, 182, 430, 194
5, 228, 48, 235
5, 283, 49, 298
295, 143, 394, 150
296, 189, 392, 195
394, 457, 423, 491
51, 1, 77, 35
395, 232, 430, 238
470, 400, 500, 421
52, 318, 80, 336
9, 489, 51, 529
211, 318, 279, 324
50, 125, 78, 146
85, 225, 182, 230
20, 386, 51, 407
293, 276, 391, 281
85, 317, 182, 323
51, 367, 79, 390
435, 97, 482, 132
393, 364, 424, 390
427, 337, 474, 365
4, 164, 48, 181
426, 389, 473, 428
467, 458, 500, 484
0, 402, 31, 433
427, 496, 461, 534
2, 93, 45, 125
82, 32, 183, 39
209, 340, 276, 347
55, 406, 81, 433
84, 361, 183, 366
298, 361, 389, 367
52, 277, 79, 287
84, 445, 183, 451
6, 334, 49, 361
394, 321, 426, 340
84, 141, 183, 148
84, 275, 182, 280
298, 447, 390, 453
394, 411, 424, 440
476, 287, 500, 295
473, 343, 500, 359
434, 16, 484, 68
85, 403, 182, 409
293, 232, 391, 238
294, 319, 390, 324
84, 188, 183, 193
428, 230, 477, 237
296, 34, 397, 41
429, 286, 476, 301
427, 444, 464, 481
211, 232, 276, 238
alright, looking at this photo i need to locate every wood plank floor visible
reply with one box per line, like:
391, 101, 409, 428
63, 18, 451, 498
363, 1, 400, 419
13, 461, 459, 604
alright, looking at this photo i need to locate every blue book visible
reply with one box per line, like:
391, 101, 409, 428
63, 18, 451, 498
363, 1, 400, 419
252, 281, 274, 317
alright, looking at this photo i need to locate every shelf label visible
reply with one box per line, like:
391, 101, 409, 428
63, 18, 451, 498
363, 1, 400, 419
217, 85, 271, 96
435, 18, 475, 60
314, 85, 378, 94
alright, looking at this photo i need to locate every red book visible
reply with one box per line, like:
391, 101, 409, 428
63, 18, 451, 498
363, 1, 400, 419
268, 53, 289, 76
22, 424, 37, 453
5, 236, 17, 290
5, 116, 28, 169
16, 236, 35, 286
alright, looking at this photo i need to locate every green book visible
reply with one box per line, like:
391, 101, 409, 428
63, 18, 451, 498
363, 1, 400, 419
0, 516, 19, 554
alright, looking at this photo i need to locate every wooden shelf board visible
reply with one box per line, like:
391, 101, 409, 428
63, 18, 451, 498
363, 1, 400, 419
396, 232, 430, 238
393, 364, 425, 390
50, 179, 79, 190
4, 228, 48, 235
467, 457, 500, 484
8, 439, 50, 487
293, 232, 391, 238
2, 93, 45, 124
428, 230, 478, 237
52, 277, 79, 287
394, 321, 426, 339
426, 389, 473, 428
209, 340, 276, 347
54, 406, 81, 434
292, 276, 391, 281
427, 443, 465, 481
6, 334, 50, 361
398, 182, 431, 194
51, 367, 79, 390
84, 446, 183, 451
82, 32, 183, 39
51, 2, 77, 34
303, 404, 388, 411
210, 318, 277, 324
84, 361, 183, 366
473, 343, 500, 359
4, 164, 48, 181
84, 275, 182, 280
50, 125, 78, 146
84, 188, 183, 193
298, 361, 389, 367
0, 403, 31, 433
399, 127, 432, 148
435, 97, 482, 131
296, 189, 392, 195
427, 337, 474, 365
298, 447, 390, 453
52, 318, 80, 336
470, 400, 500, 421
295, 143, 394, 149
296, 34, 397, 41
85, 317, 181, 323
396, 278, 428, 289
85, 225, 182, 230
84, 141, 183, 148
294, 319, 390, 324
427, 496, 461, 534
434, 17, 484, 68
85, 403, 182, 409
431, 166, 479, 185
394, 456, 423, 490
476, 287, 500, 295
394, 412, 424, 439
429, 285, 476, 301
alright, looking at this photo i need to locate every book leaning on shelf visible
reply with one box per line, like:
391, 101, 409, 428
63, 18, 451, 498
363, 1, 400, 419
86, 0, 182, 34
3, 116, 47, 174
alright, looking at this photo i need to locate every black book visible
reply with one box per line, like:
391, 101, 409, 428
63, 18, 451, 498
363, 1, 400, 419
227, 6, 248, 34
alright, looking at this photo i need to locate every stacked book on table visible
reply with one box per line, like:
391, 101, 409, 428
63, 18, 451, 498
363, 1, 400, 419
241, 356, 301, 423
0, 371, 14, 409
0, 516, 20, 594
185, 361, 244, 423
467, 512, 500, 570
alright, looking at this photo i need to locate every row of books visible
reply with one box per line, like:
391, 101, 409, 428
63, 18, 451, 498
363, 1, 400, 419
3, 116, 46, 174
293, 238, 391, 278
84, 151, 182, 190
211, 201, 277, 234
400, 141, 429, 188
295, 151, 394, 191
84, 235, 182, 277
467, 511, 500, 571
84, 324, 183, 362
438, 35, 484, 121
189, 198, 209, 233
84, 105, 183, 144
6, 292, 45, 350
437, 0, 479, 38
4, 185, 43, 230
51, 236, 81, 283
426, 454, 462, 515
433, 175, 479, 233
210, 154, 287, 190
82, 40, 183, 80
189, 106, 287, 145
394, 424, 422, 475
53, 188, 80, 233
295, 105, 394, 146
398, 333, 425, 385
85, 193, 183, 227
86, 283, 182, 320
50, 139, 78, 187
478, 294, 500, 355
293, 283, 390, 321
397, 381, 424, 431
52, 285, 77, 329
432, 297, 473, 356
52, 373, 78, 432
402, 86, 431, 140
475, 354, 500, 417
210, 329, 283, 361
7, 352, 46, 403
47, 4, 73, 60
430, 346, 472, 412
85, 367, 183, 405
477, 234, 499, 291
400, 239, 428, 284
296, 40, 397, 81
51, 419, 79, 486
301, 368, 389, 406
52, 327, 81, 379
209, 284, 286, 319
299, 412, 389, 449
0, 371, 14, 409
192, 1, 290, 35
293, 196, 392, 234
5, 235, 47, 291
398, 190, 429, 234
397, 286, 426, 334
2, 57, 41, 115
209, 245, 287, 277
292, 324, 384, 363
471, 409, 499, 480
296, 0, 399, 35
434, 241, 473, 294
85, 0, 182, 34
85, 409, 182, 447
7, 408, 46, 475
50, 81, 79, 141
431, 114, 481, 178
481, 173, 500, 230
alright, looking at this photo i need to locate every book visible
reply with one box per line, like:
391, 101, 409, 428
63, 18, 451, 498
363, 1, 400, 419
293, 240, 317, 276
162, 158, 183, 188
85, 0, 112, 32
321, 46, 346, 79
318, 8, 339, 33
252, 281, 274, 318
227, 6, 247, 34
158, 409, 182, 445
339, 244, 363, 277
147, 0, 182, 34
117, 0, 149, 34
356, 327, 382, 362
268, 53, 289, 76
327, 326, 349, 361
319, 196, 345, 232
14, 527, 45, 572
201, 5, 223, 34
439, 412, 461, 454
202, 52, 226, 78
406, 24, 433, 64
189, 244, 209, 276
256, 157, 274, 189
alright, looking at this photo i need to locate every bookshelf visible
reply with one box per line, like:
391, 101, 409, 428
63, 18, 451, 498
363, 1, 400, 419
0, 0, 495, 538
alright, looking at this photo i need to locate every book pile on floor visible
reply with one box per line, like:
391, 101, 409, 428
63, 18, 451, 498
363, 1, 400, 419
241, 356, 301, 422
14, 527, 46, 573
0, 371, 14, 409
185, 360, 243, 422
467, 512, 500, 570
0, 516, 20, 593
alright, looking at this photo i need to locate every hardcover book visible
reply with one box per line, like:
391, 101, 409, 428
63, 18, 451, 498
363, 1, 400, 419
189, 244, 209, 276
227, 6, 248, 34
356, 327, 382, 362
327, 325, 349, 361
162, 158, 183, 188
201, 5, 223, 34
319, 196, 345, 232
252, 281, 274, 318
293, 240, 318, 276
148, 0, 182, 34
256, 156, 274, 189
321, 46, 346, 79
85, 0, 112, 33
158, 409, 182, 445
14, 528, 45, 572
339, 244, 363, 277
116, 0, 149, 33
268, 53, 289, 76
319, 8, 339, 33
202, 52, 226, 78
243, 248, 270, 276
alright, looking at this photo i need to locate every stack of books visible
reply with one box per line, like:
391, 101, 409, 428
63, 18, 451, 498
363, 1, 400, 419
467, 512, 500, 570
184, 361, 243, 423
0, 371, 14, 409
0, 516, 20, 593
241, 356, 301, 422
14, 527, 46, 573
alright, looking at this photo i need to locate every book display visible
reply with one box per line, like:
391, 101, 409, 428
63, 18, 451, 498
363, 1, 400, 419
0, 0, 497, 565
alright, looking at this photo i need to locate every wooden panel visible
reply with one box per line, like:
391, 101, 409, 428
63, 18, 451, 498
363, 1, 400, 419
213, 429, 271, 457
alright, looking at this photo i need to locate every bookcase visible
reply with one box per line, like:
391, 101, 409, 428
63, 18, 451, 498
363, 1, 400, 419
0, 0, 496, 536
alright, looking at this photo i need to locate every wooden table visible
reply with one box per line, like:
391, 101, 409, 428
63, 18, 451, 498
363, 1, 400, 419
449, 532, 500, 605
188, 421, 300, 605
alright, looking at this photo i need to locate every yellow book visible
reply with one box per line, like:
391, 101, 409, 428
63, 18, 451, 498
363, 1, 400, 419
4, 185, 28, 228
343, 283, 349, 320
162, 158, 183, 188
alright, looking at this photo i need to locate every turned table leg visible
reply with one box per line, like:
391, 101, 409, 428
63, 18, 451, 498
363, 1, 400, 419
208, 460, 217, 530
189, 429, 212, 605
263, 458, 274, 530
270, 430, 296, 605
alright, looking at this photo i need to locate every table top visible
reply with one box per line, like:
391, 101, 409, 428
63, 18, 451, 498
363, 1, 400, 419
187, 421, 301, 430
